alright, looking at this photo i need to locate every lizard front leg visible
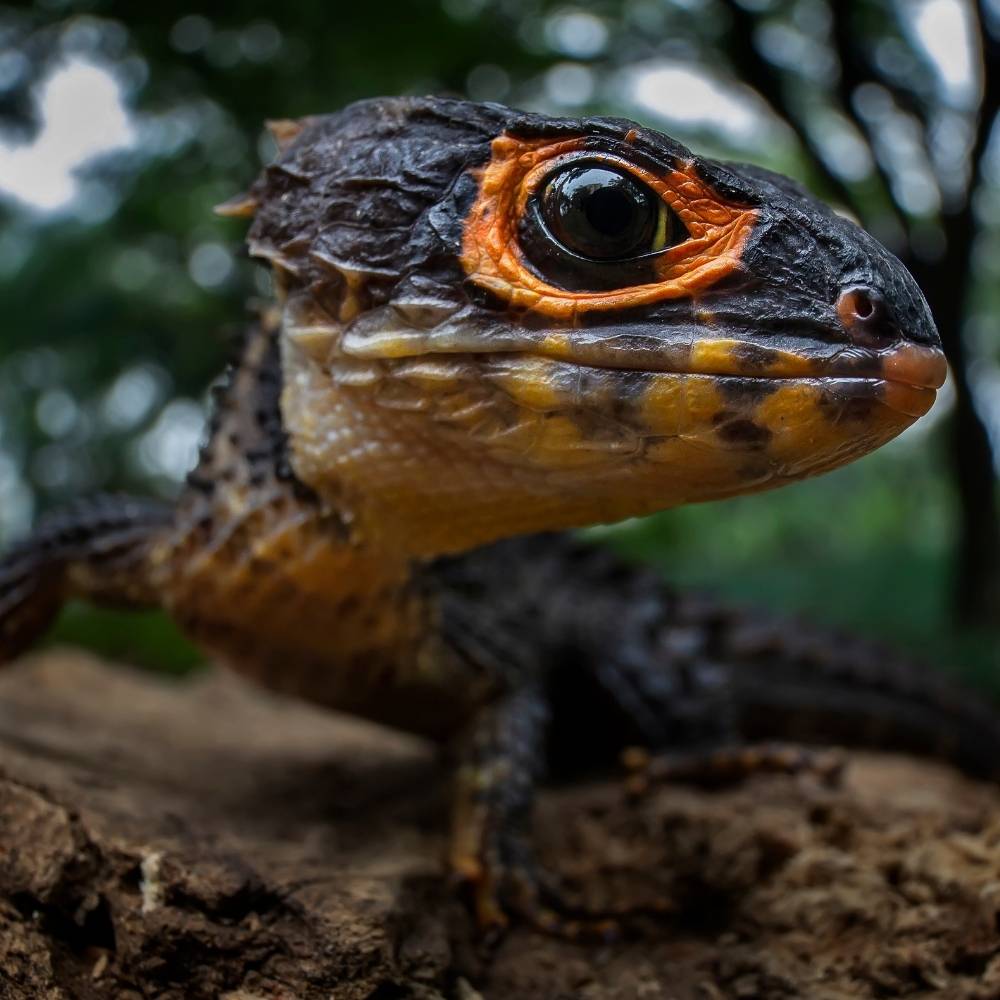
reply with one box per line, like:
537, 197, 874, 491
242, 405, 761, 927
449, 684, 555, 934
449, 684, 614, 938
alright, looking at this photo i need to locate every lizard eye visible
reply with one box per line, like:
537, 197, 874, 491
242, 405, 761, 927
540, 163, 679, 261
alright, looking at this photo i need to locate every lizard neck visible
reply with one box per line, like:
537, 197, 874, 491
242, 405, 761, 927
164, 319, 476, 729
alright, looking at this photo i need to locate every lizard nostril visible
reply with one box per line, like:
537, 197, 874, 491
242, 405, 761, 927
837, 286, 891, 344
850, 290, 875, 320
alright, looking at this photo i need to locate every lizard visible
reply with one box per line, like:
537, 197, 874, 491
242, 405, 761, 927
0, 95, 991, 935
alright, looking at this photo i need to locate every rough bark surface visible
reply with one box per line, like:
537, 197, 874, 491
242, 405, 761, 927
3, 653, 1000, 1000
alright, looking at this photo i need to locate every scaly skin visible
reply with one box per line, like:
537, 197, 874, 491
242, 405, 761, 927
0, 97, 984, 936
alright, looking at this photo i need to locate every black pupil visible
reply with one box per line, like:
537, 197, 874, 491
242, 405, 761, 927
542, 165, 658, 261
585, 188, 634, 237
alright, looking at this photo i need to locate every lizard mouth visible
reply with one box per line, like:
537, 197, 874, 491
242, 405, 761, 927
545, 342, 946, 420
316, 310, 947, 423
474, 340, 948, 423
286, 313, 944, 523
507, 339, 948, 390
335, 317, 946, 393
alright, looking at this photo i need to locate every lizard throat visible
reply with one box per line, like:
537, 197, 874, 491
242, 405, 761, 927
278, 324, 936, 559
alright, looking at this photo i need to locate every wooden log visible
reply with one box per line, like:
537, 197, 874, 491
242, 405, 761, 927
2, 652, 1000, 999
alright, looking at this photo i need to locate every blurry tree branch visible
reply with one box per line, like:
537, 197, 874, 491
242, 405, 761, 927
825, 1, 921, 240
720, 1, 858, 208
723, 3, 879, 243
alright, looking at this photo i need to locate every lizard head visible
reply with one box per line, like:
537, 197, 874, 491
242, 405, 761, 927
239, 97, 945, 556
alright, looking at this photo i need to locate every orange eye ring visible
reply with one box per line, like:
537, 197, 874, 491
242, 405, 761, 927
460, 134, 759, 321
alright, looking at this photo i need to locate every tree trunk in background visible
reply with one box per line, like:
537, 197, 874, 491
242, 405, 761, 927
722, 0, 1000, 627
912, 243, 1000, 624
917, 3, 1000, 624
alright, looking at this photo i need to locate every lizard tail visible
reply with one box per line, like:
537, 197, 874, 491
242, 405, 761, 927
0, 495, 173, 664
706, 606, 1000, 781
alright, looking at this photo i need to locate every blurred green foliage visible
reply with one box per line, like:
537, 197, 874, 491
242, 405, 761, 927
0, 0, 997, 676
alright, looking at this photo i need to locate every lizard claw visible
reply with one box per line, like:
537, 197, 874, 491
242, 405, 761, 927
452, 848, 620, 943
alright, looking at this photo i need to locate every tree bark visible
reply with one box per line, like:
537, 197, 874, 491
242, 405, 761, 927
3, 653, 1000, 1000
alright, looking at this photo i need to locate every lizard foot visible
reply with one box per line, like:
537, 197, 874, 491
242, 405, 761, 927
452, 840, 619, 943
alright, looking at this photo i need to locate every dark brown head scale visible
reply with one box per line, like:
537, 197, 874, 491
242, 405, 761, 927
695, 160, 941, 353
245, 97, 516, 322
